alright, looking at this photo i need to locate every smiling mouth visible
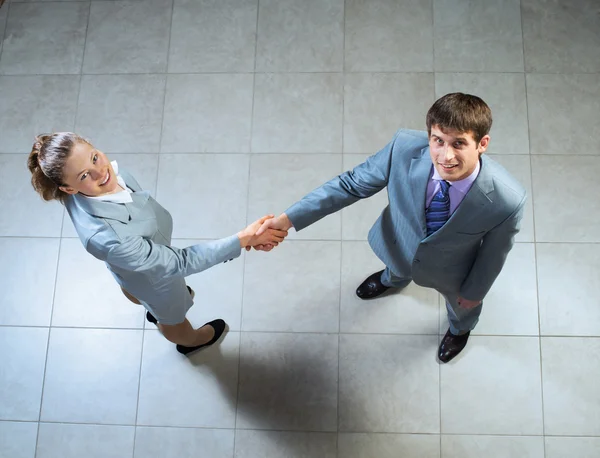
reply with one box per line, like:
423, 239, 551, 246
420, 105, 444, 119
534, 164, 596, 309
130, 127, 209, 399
439, 163, 458, 169
100, 171, 110, 186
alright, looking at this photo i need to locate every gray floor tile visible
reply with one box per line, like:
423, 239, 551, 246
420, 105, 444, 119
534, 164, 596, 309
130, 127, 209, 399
343, 73, 434, 153
0, 4, 7, 52
0, 238, 59, 326
538, 243, 600, 336
532, 155, 600, 243
135, 427, 234, 458
161, 74, 253, 153
0, 155, 64, 237
0, 75, 79, 153
242, 241, 341, 333
83, 0, 172, 74
236, 332, 338, 432
0, 3, 87, 74
345, 0, 433, 72
338, 433, 440, 458
76, 75, 166, 153
488, 155, 534, 243
252, 73, 343, 153
527, 74, 600, 156
137, 330, 239, 428
545, 437, 600, 458
440, 336, 543, 435
36, 423, 135, 458
434, 0, 524, 72
41, 328, 142, 424
248, 154, 342, 240
522, 0, 600, 73
256, 0, 343, 72
0, 421, 37, 458
441, 435, 544, 458
156, 154, 249, 238
339, 334, 440, 433
168, 0, 257, 73
0, 327, 48, 421
234, 430, 336, 458
542, 337, 600, 436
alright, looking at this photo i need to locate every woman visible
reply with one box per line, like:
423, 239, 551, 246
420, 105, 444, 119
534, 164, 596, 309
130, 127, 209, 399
27, 132, 286, 355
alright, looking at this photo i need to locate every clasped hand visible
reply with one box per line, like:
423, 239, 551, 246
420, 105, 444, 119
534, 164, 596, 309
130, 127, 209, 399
237, 214, 290, 252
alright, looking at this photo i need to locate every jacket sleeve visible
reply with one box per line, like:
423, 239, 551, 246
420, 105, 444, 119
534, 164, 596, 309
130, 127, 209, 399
459, 198, 526, 301
86, 233, 242, 279
285, 132, 399, 231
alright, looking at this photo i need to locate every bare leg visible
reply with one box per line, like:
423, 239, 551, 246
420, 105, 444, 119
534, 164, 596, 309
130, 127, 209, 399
121, 288, 141, 305
120, 287, 209, 346
158, 319, 215, 347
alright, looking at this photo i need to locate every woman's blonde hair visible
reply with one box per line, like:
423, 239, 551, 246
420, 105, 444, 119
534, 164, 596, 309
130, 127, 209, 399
27, 132, 91, 203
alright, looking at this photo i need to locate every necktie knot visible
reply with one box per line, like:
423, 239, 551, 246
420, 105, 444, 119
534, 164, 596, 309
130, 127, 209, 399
439, 179, 450, 194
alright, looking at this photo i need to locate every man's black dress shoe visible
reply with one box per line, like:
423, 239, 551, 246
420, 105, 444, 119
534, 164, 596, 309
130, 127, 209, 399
356, 270, 389, 299
176, 319, 227, 356
438, 329, 470, 363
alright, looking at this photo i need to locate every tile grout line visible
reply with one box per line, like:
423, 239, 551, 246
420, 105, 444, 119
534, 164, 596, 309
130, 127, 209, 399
9, 69, 600, 76
0, 0, 10, 62
4, 322, 600, 339
432, 1, 444, 452
32, 1, 90, 451
336, 241, 343, 448
33, 216, 65, 457
131, 328, 146, 458
233, 1, 260, 452
78, 0, 92, 76
336, 2, 346, 454
12, 416, 593, 438
155, 0, 174, 158
130, 0, 175, 456
520, 0, 547, 451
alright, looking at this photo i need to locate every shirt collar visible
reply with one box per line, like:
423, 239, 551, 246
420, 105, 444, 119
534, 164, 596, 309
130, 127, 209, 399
431, 159, 481, 195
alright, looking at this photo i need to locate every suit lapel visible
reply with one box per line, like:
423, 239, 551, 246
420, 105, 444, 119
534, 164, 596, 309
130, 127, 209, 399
119, 168, 142, 192
408, 146, 434, 230
71, 168, 150, 223
72, 193, 131, 223
442, 155, 494, 231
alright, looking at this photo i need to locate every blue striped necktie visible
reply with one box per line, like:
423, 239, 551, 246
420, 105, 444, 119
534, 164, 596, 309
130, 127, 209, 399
426, 180, 450, 236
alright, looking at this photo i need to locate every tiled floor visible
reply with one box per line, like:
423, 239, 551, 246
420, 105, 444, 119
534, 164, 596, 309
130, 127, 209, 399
0, 0, 598, 457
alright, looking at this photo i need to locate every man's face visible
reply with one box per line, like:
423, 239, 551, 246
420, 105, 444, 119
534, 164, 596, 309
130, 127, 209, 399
428, 125, 490, 181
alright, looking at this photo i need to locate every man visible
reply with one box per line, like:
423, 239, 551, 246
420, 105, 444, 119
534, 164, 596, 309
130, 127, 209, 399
257, 93, 526, 363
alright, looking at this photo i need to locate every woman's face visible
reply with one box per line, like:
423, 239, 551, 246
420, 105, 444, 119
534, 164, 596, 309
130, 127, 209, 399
59, 141, 119, 197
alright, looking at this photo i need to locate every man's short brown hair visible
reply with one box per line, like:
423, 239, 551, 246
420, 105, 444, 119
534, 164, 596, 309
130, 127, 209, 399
426, 93, 492, 143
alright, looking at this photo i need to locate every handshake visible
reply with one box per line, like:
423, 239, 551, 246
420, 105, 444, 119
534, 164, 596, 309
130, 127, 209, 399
236, 213, 293, 252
